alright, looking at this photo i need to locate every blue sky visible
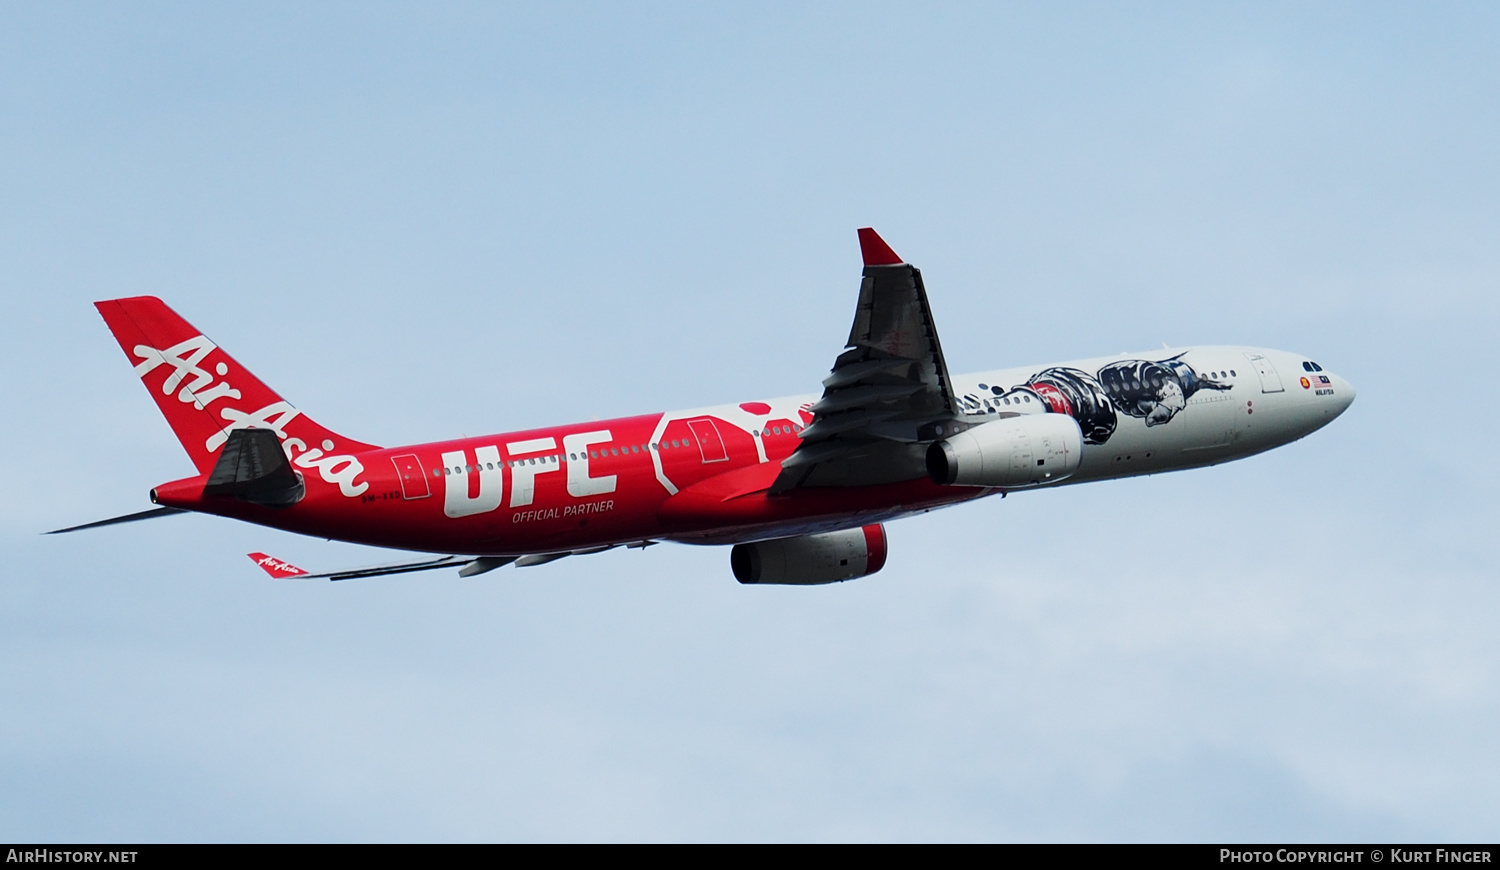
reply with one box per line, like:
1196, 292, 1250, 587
3, 2, 1498, 841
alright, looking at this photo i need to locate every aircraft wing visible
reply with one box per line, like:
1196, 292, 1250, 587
771, 228, 976, 493
248, 540, 658, 581
249, 552, 477, 580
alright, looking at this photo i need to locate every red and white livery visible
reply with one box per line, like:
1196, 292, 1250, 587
55, 229, 1355, 585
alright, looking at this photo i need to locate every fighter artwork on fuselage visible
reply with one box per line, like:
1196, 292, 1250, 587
957, 354, 1234, 446
50, 227, 1354, 585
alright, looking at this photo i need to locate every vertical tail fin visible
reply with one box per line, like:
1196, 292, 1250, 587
95, 296, 377, 475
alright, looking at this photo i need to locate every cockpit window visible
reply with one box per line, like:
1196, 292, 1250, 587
1303, 361, 1325, 372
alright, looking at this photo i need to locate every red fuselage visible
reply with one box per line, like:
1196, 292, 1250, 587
153, 404, 983, 555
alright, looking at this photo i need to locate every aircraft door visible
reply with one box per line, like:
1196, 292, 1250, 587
1244, 353, 1284, 393
391, 453, 431, 500
686, 417, 729, 463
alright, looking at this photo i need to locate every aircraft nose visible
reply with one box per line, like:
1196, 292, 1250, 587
1334, 374, 1356, 414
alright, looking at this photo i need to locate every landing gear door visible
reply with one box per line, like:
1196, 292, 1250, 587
1245, 353, 1284, 394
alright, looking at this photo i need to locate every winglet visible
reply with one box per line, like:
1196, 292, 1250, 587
857, 227, 904, 266
248, 552, 308, 579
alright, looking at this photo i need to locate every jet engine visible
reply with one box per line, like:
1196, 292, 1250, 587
731, 525, 888, 585
927, 414, 1082, 488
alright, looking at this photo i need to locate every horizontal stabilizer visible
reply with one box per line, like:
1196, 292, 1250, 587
45, 506, 186, 535
204, 429, 304, 508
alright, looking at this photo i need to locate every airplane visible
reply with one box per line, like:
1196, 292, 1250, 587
50, 228, 1355, 584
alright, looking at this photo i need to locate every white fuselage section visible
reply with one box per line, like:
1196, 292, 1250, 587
727, 344, 1353, 491
953, 345, 1354, 484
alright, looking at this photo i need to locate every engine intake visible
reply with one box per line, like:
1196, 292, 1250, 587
732, 525, 888, 585
927, 414, 1082, 488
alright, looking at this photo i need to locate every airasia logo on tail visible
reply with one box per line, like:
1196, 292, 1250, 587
132, 335, 369, 498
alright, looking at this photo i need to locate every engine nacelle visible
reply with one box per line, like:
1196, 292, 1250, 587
731, 525, 888, 586
927, 414, 1083, 488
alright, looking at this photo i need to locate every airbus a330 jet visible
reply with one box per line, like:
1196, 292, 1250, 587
52, 229, 1354, 584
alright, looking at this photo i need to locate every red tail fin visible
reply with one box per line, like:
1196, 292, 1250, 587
95, 297, 377, 474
